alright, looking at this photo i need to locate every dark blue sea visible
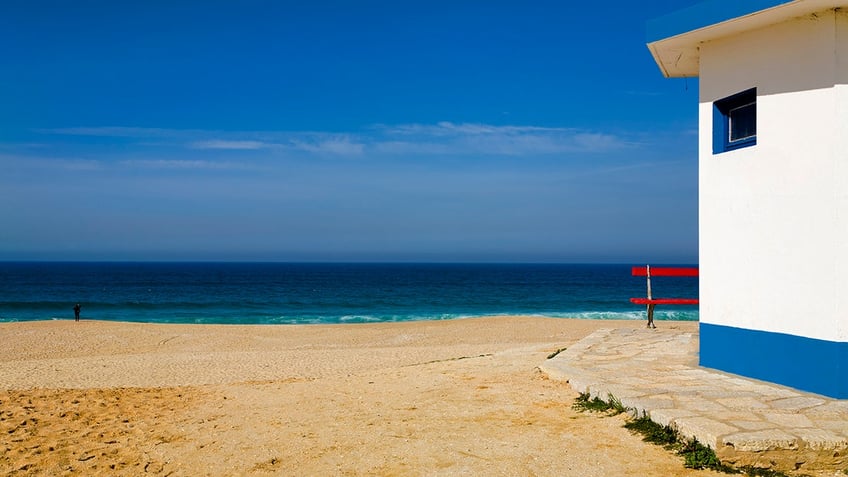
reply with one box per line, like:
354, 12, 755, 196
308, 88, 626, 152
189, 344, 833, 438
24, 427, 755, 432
0, 262, 698, 324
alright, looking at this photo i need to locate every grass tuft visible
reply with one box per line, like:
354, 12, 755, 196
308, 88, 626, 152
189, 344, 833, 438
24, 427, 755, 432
606, 394, 627, 415
623, 414, 678, 449
623, 413, 736, 472
735, 467, 796, 477
572, 392, 626, 415
679, 438, 733, 472
574, 398, 758, 474
573, 394, 801, 476
622, 414, 790, 475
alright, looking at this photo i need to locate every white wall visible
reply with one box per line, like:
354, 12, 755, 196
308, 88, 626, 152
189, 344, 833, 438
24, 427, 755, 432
836, 10, 848, 345
698, 9, 848, 342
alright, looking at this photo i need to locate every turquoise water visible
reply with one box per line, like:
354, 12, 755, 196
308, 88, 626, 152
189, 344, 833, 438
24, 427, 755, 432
0, 262, 698, 324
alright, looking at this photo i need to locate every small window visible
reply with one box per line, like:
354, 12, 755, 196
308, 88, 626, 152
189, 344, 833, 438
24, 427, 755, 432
713, 88, 756, 154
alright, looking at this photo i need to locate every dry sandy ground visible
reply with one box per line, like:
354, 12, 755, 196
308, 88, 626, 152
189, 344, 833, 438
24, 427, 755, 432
0, 316, 721, 476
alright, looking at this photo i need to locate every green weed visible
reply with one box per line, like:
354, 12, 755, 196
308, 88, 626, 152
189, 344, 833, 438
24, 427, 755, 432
572, 392, 626, 415
623, 414, 792, 475
574, 397, 770, 474
735, 467, 797, 477
623, 414, 678, 449
624, 414, 735, 472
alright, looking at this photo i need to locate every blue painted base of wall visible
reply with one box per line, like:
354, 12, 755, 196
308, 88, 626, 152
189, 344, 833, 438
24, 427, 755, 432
700, 323, 848, 399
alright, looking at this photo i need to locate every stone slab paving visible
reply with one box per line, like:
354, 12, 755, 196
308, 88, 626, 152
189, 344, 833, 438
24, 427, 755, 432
540, 327, 848, 473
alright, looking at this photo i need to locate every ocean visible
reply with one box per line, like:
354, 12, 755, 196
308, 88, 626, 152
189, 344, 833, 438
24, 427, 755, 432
0, 262, 698, 324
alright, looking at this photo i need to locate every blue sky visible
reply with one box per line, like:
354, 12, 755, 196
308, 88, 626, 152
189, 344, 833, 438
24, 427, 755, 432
1, 1, 702, 263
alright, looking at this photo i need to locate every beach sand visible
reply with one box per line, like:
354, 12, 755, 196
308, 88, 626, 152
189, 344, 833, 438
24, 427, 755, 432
0, 316, 720, 476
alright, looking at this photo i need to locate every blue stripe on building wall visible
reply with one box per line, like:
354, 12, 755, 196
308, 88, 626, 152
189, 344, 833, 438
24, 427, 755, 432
700, 323, 847, 399
647, 0, 790, 43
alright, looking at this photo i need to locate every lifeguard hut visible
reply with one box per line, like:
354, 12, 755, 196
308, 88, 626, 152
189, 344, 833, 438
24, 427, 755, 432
648, 0, 848, 398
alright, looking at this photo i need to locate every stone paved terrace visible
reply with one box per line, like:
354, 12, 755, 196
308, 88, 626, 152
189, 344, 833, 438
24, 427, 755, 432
540, 327, 848, 474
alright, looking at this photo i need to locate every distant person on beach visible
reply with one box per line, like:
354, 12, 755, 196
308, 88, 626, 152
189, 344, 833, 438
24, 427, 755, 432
74, 303, 81, 322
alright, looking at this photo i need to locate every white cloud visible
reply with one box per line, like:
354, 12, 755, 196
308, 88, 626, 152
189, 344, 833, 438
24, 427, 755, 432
376, 121, 630, 155
383, 121, 562, 137
119, 159, 249, 170
32, 122, 633, 158
35, 126, 367, 156
569, 132, 628, 152
289, 137, 365, 155
0, 153, 102, 171
35, 126, 181, 138
372, 141, 452, 155
190, 140, 267, 150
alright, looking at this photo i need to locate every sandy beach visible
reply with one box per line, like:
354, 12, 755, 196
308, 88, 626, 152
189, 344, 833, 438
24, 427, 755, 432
0, 316, 719, 476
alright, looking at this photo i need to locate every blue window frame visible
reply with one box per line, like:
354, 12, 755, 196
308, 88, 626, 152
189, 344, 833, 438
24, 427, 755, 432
713, 88, 756, 154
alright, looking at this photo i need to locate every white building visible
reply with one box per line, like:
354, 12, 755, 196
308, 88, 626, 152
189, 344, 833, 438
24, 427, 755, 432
648, 0, 848, 398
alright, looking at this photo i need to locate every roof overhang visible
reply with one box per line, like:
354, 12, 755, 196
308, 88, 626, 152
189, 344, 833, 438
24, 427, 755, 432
647, 0, 848, 78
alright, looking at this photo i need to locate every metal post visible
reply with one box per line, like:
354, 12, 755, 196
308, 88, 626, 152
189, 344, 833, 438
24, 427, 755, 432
646, 265, 656, 329
646, 264, 652, 300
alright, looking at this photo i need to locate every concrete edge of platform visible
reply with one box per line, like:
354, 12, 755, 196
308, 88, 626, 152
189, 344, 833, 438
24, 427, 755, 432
539, 328, 848, 474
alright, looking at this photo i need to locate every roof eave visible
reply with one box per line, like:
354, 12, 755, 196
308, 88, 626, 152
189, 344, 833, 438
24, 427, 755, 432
647, 0, 848, 78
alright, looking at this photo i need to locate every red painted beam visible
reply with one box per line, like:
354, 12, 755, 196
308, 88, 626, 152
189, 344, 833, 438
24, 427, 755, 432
630, 298, 699, 305
631, 267, 699, 277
